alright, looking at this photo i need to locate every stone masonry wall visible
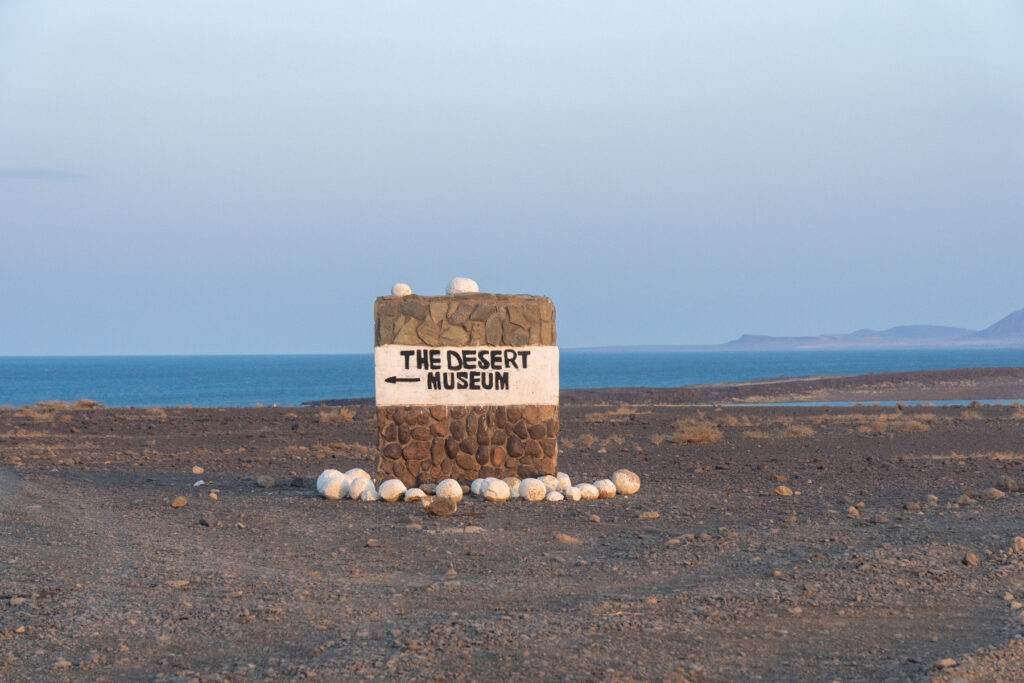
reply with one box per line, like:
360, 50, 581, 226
375, 404, 558, 487
375, 293, 556, 347
375, 293, 558, 485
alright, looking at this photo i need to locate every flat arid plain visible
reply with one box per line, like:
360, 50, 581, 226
3, 369, 1024, 681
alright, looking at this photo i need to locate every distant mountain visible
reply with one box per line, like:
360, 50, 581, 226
573, 307, 1024, 352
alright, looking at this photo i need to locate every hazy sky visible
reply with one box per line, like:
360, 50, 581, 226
2, 1, 1022, 355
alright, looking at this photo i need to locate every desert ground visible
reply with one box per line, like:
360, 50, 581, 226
3, 370, 1024, 681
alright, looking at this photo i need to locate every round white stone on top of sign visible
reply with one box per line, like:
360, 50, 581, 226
445, 277, 479, 295
391, 283, 412, 296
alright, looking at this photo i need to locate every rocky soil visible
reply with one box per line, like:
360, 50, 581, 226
3, 398, 1024, 681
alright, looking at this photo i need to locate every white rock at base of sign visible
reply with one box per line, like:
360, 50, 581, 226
563, 486, 582, 501
445, 277, 479, 295
345, 468, 371, 481
470, 478, 486, 497
483, 479, 511, 501
322, 476, 349, 500
378, 479, 407, 502
539, 475, 559, 492
611, 469, 641, 495
578, 483, 600, 500
391, 283, 412, 296
317, 469, 344, 496
360, 488, 380, 501
435, 479, 463, 502
595, 479, 617, 499
546, 490, 564, 502
404, 488, 426, 502
519, 478, 547, 501
348, 477, 373, 500
556, 472, 572, 491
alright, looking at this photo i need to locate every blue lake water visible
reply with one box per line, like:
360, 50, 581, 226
2, 349, 1024, 407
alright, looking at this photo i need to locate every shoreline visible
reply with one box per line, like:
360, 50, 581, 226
309, 365, 1024, 407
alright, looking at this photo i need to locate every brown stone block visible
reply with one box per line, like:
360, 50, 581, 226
376, 298, 399, 318
524, 305, 541, 324
375, 410, 388, 430
539, 459, 557, 476
546, 419, 559, 438
529, 326, 541, 345
417, 319, 441, 345
528, 422, 547, 439
407, 458, 421, 479
383, 423, 398, 442
394, 316, 420, 344
450, 420, 466, 440
448, 302, 474, 325
507, 406, 522, 422
431, 438, 447, 465
466, 412, 478, 437
429, 405, 448, 421
382, 443, 403, 460
491, 429, 507, 445
393, 459, 411, 483
492, 446, 508, 467
399, 298, 427, 319
475, 446, 490, 466
525, 440, 542, 457
540, 321, 554, 345
398, 425, 412, 445
470, 303, 496, 322
445, 437, 460, 458
408, 407, 430, 425
440, 459, 453, 477
430, 421, 450, 437
428, 301, 448, 322
439, 323, 470, 346
523, 406, 540, 422
507, 305, 529, 328
512, 420, 529, 440
539, 300, 554, 322
538, 405, 557, 420
459, 437, 478, 456
403, 441, 430, 461
411, 426, 431, 441
493, 406, 507, 428
468, 321, 485, 344
484, 313, 502, 345
392, 408, 406, 425
477, 428, 490, 446
508, 435, 525, 458
473, 406, 486, 414
540, 438, 557, 458
456, 451, 477, 471
450, 406, 469, 419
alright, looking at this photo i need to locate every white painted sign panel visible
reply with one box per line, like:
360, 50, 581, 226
375, 345, 559, 406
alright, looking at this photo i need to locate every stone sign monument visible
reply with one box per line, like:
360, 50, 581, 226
374, 282, 558, 487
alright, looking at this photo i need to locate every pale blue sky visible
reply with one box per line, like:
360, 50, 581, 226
1, 1, 1022, 354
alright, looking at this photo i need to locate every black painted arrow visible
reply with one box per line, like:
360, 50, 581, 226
385, 376, 421, 384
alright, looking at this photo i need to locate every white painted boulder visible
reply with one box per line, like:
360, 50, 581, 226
446, 277, 479, 295
316, 469, 344, 496
518, 478, 547, 501
546, 490, 564, 502
404, 488, 426, 502
595, 479, 617, 499
470, 478, 486, 497
556, 472, 572, 491
612, 469, 641, 495
563, 486, 582, 501
578, 483, 600, 500
539, 475, 559, 492
435, 478, 464, 502
483, 479, 511, 502
391, 283, 412, 296
345, 468, 372, 481
378, 479, 407, 502
322, 476, 349, 500
360, 487, 380, 501
348, 477, 373, 500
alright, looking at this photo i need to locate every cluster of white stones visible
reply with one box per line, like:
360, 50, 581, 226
316, 469, 640, 504
389, 277, 480, 297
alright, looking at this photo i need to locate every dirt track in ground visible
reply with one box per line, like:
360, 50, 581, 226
3, 398, 1024, 681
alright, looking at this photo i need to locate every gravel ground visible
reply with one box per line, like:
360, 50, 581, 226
2, 400, 1024, 681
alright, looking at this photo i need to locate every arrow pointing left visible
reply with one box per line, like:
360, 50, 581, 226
385, 376, 421, 384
